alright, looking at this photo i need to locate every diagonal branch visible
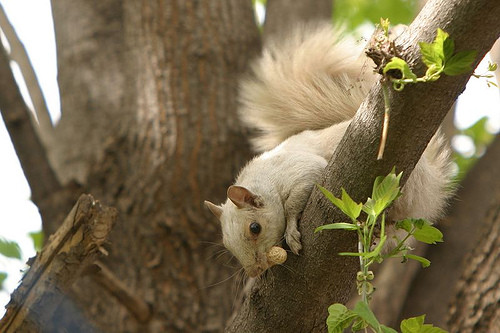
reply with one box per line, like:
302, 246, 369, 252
0, 4, 54, 136
226, 0, 500, 331
0, 40, 62, 231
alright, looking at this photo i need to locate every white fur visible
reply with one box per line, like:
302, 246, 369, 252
239, 23, 373, 151
206, 24, 453, 277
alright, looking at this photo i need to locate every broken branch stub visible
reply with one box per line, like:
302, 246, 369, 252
0, 194, 117, 333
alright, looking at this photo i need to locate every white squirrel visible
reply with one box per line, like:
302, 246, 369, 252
204, 24, 453, 278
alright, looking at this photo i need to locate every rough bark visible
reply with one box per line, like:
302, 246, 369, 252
447, 190, 500, 333
0, 194, 117, 333
227, 0, 500, 331
263, 0, 332, 41
399, 134, 500, 327
41, 1, 260, 331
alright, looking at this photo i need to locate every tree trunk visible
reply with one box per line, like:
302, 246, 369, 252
44, 1, 260, 331
447, 190, 500, 333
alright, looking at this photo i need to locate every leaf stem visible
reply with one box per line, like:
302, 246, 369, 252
385, 227, 415, 258
377, 83, 391, 160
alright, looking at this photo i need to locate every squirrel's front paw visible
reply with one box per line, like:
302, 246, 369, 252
285, 228, 302, 255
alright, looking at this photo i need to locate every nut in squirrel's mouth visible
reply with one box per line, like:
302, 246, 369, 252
245, 246, 288, 277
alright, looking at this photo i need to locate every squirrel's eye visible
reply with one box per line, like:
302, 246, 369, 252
249, 222, 261, 235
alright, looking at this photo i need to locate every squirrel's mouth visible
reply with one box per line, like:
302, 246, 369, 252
245, 262, 268, 277
245, 246, 288, 277
246, 267, 264, 278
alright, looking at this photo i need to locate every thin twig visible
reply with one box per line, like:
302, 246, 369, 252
91, 261, 152, 323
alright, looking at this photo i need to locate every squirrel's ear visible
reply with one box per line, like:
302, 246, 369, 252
227, 185, 263, 209
204, 201, 223, 220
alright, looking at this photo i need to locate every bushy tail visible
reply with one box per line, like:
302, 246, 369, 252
239, 23, 374, 152
392, 132, 455, 223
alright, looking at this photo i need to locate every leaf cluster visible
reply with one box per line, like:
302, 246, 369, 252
316, 170, 447, 332
383, 28, 477, 90
328, 304, 446, 333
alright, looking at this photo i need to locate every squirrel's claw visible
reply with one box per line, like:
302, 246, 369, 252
285, 228, 302, 255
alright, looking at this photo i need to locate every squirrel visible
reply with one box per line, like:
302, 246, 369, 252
204, 24, 453, 278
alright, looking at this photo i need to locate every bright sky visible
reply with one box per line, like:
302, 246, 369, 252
0, 0, 498, 316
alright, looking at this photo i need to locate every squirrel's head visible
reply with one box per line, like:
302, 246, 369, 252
204, 185, 285, 277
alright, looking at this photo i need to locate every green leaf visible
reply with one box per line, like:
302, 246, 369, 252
400, 315, 447, 333
384, 57, 418, 81
318, 185, 345, 212
406, 254, 431, 268
381, 325, 399, 333
369, 170, 402, 215
395, 219, 443, 244
413, 223, 443, 244
326, 303, 358, 333
0, 238, 22, 259
442, 34, 455, 61
315, 223, 359, 233
395, 219, 413, 233
433, 28, 449, 61
29, 230, 44, 252
362, 198, 377, 216
419, 325, 448, 333
351, 318, 367, 332
380, 18, 390, 36
372, 170, 402, 202
419, 41, 442, 68
318, 185, 361, 220
340, 188, 362, 220
0, 272, 7, 290
401, 315, 425, 333
353, 301, 381, 331
443, 50, 477, 76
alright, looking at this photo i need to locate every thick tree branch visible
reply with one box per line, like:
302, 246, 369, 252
0, 194, 117, 333
227, 0, 500, 331
0, 43, 61, 203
